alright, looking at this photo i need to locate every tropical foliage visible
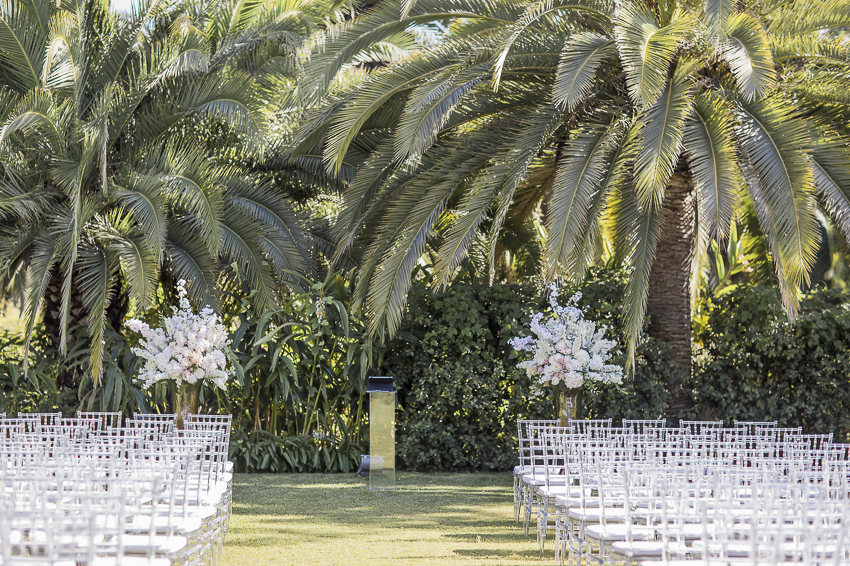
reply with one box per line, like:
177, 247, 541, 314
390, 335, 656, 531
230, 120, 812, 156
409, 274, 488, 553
0, 0, 376, 386
223, 271, 378, 472
287, 0, 850, 395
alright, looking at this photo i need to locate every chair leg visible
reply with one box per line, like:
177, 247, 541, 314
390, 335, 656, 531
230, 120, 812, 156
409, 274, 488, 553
537, 495, 548, 555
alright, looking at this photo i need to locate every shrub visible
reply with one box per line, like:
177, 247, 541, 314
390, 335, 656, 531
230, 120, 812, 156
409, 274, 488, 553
382, 265, 679, 472
694, 285, 850, 438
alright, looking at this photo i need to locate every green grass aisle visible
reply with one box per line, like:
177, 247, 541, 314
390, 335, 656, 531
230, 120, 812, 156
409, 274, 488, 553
222, 472, 545, 565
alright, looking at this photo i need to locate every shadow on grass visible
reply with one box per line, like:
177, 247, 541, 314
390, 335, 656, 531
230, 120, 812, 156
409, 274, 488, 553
232, 473, 509, 528
453, 548, 541, 558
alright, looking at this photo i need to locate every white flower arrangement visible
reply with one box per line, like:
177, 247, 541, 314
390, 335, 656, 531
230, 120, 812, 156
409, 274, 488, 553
510, 284, 623, 391
125, 280, 233, 390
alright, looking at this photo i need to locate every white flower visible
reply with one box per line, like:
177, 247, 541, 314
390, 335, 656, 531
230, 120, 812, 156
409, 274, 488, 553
125, 280, 233, 390
509, 284, 623, 394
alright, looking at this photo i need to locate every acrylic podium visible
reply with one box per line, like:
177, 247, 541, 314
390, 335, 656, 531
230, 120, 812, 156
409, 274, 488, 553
367, 376, 396, 491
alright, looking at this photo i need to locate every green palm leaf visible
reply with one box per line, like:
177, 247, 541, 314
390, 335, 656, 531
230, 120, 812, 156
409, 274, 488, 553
226, 176, 313, 277
723, 13, 774, 102
112, 174, 167, 264
101, 213, 159, 309
219, 205, 278, 314
486, 104, 566, 271
147, 142, 223, 258
736, 94, 819, 296
394, 63, 489, 164
614, 3, 692, 107
165, 218, 218, 312
682, 91, 740, 239
703, 0, 734, 37
634, 60, 694, 209
809, 128, 850, 243
76, 242, 118, 383
553, 32, 615, 112
545, 118, 620, 278
768, 0, 850, 35
0, 0, 49, 91
612, 181, 664, 369
20, 236, 57, 371
492, 0, 610, 90
433, 161, 508, 288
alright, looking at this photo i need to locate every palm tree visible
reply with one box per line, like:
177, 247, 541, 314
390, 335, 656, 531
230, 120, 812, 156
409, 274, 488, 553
0, 0, 337, 386
288, 0, 850, 417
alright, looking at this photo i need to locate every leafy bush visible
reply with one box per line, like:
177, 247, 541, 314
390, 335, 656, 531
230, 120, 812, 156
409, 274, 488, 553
225, 272, 376, 472
0, 330, 72, 415
694, 285, 850, 438
382, 265, 678, 472
230, 429, 362, 473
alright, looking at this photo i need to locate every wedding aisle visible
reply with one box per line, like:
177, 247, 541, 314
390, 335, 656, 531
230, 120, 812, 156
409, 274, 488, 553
222, 473, 535, 566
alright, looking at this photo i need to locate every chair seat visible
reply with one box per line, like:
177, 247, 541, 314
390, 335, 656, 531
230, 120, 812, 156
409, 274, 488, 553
128, 515, 204, 537
568, 507, 628, 522
609, 540, 666, 558
538, 485, 581, 498
121, 534, 188, 558
522, 474, 568, 487
90, 556, 172, 566
584, 524, 656, 542
555, 495, 599, 509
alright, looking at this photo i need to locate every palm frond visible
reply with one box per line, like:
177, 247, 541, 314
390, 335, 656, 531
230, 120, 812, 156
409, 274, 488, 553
76, 242, 118, 383
809, 127, 850, 244
723, 13, 774, 102
303, 0, 517, 97
736, 94, 819, 298
394, 62, 489, 164
218, 204, 278, 314
634, 60, 694, 210
144, 142, 223, 258
21, 236, 57, 371
768, 0, 850, 35
433, 161, 508, 288
486, 104, 567, 273
703, 0, 734, 37
112, 174, 167, 265
0, 0, 49, 91
225, 176, 313, 277
0, 89, 65, 154
552, 32, 615, 112
683, 91, 740, 240
100, 212, 159, 309
332, 140, 396, 260
492, 0, 611, 90
614, 3, 692, 107
165, 218, 218, 312
545, 118, 621, 279
612, 181, 664, 369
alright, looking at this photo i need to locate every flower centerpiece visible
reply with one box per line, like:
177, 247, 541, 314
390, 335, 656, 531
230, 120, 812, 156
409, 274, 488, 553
510, 284, 622, 425
125, 280, 232, 428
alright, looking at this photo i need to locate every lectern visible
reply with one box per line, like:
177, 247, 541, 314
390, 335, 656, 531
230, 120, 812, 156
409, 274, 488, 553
367, 376, 396, 491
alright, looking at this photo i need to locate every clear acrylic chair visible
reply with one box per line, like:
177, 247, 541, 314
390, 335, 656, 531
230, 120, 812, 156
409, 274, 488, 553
78, 410, 123, 430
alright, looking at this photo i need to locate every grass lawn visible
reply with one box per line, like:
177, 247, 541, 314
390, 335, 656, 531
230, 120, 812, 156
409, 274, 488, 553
222, 472, 545, 566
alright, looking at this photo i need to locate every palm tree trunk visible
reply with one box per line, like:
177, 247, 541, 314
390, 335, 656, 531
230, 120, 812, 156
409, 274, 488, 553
645, 161, 695, 421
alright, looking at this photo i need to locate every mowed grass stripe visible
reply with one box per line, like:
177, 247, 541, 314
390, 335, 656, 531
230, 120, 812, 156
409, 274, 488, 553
223, 472, 545, 566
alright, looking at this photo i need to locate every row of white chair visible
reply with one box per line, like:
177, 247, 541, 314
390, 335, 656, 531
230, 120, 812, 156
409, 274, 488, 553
515, 419, 850, 566
1, 412, 233, 566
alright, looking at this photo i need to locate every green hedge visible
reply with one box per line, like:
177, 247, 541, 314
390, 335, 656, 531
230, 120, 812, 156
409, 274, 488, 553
694, 285, 850, 439
382, 267, 681, 472
383, 276, 850, 472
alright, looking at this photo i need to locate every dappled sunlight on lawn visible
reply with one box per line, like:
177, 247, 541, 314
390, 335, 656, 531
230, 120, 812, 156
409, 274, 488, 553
222, 472, 543, 566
